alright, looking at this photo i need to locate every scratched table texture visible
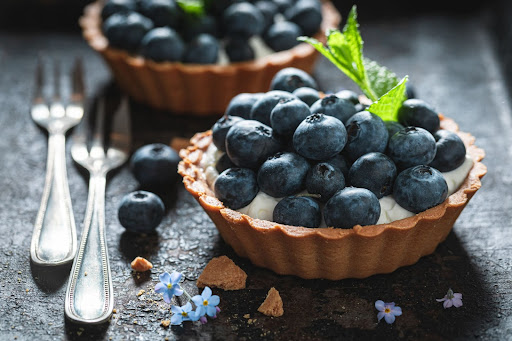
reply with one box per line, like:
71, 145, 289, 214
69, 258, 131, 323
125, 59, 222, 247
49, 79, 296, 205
1, 2, 512, 340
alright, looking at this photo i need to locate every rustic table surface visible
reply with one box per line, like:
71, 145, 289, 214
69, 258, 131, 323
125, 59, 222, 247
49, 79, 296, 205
1, 1, 511, 340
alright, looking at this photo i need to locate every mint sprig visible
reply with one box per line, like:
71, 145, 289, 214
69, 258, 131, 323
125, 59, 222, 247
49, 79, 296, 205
177, 0, 205, 17
299, 5, 408, 121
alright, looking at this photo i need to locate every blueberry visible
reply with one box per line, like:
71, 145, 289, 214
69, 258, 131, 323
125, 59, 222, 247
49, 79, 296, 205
384, 120, 405, 141
354, 103, 368, 113
397, 99, 440, 134
387, 126, 437, 170
284, 0, 323, 36
273, 196, 321, 227
309, 94, 357, 123
273, 0, 293, 13
183, 33, 219, 64
264, 21, 302, 52
103, 12, 154, 51
225, 120, 281, 169
335, 89, 360, 105
257, 152, 310, 197
348, 152, 397, 199
214, 168, 259, 209
406, 82, 416, 99
140, 27, 185, 62
323, 187, 381, 229
270, 98, 311, 138
225, 93, 264, 119
293, 113, 347, 161
255, 0, 279, 31
344, 111, 388, 162
216, 153, 236, 174
393, 165, 448, 213
325, 154, 350, 178
250, 90, 296, 126
182, 15, 218, 41
306, 162, 345, 202
212, 115, 244, 152
429, 130, 467, 172
225, 38, 255, 62
101, 0, 136, 20
292, 87, 320, 106
118, 191, 165, 233
138, 0, 181, 28
223, 2, 265, 38
270, 67, 318, 92
130, 143, 181, 189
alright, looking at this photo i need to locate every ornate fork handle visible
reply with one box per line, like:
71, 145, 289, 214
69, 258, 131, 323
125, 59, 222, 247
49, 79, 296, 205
31, 130, 77, 265
65, 173, 113, 324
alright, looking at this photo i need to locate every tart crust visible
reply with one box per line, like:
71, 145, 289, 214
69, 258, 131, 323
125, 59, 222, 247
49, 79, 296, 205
79, 1, 341, 115
178, 115, 486, 280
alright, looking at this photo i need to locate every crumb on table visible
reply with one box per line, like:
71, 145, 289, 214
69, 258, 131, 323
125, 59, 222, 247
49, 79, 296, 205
197, 255, 247, 290
161, 320, 170, 328
131, 256, 153, 272
258, 287, 284, 317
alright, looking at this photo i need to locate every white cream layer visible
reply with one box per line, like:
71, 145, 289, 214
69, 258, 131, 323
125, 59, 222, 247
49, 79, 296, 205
201, 143, 474, 225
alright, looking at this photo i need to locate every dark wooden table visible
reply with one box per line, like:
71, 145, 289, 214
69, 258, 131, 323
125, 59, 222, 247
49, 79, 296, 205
1, 2, 511, 340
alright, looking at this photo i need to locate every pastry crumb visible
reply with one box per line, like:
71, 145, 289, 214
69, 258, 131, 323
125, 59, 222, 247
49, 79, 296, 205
131, 256, 153, 272
161, 320, 170, 328
243, 314, 250, 319
258, 287, 284, 317
113, 309, 117, 314
136, 289, 145, 296
197, 256, 247, 290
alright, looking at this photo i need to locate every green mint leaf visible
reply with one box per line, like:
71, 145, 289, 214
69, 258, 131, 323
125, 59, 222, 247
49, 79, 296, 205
177, 0, 204, 17
363, 58, 400, 99
368, 76, 408, 121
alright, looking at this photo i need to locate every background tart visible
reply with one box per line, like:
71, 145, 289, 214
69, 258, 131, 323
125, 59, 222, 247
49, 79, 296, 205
178, 115, 486, 280
79, 0, 341, 116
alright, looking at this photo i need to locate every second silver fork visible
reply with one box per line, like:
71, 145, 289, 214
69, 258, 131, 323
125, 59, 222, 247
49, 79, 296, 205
65, 96, 131, 324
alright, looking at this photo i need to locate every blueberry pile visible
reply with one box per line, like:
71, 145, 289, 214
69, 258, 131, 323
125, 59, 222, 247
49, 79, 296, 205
211, 67, 468, 229
101, 0, 323, 64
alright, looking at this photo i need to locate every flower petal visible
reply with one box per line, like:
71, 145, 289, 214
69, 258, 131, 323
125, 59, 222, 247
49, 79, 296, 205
172, 287, 184, 297
384, 313, 396, 324
171, 305, 182, 314
452, 298, 463, 307
206, 305, 217, 317
453, 293, 462, 299
209, 295, 220, 306
191, 295, 203, 307
170, 271, 182, 284
154, 282, 166, 294
163, 291, 172, 303
183, 302, 193, 312
195, 305, 206, 317
159, 272, 171, 284
375, 300, 385, 311
436, 297, 447, 302
377, 311, 385, 321
387, 302, 395, 307
170, 314, 183, 325
391, 306, 402, 316
202, 286, 212, 299
443, 299, 453, 309
189, 309, 201, 322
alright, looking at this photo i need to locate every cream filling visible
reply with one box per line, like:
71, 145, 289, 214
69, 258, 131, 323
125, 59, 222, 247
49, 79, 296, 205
202, 144, 474, 225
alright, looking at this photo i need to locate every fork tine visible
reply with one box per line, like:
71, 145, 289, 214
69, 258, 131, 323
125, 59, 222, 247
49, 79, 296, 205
109, 96, 131, 153
53, 59, 61, 102
90, 97, 106, 158
71, 57, 85, 105
33, 55, 45, 104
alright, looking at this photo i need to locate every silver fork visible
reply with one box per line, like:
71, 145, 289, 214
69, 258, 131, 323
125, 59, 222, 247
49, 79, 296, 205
30, 57, 84, 266
65, 96, 131, 324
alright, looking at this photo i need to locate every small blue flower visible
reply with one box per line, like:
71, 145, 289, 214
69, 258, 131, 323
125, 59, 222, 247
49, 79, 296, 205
191, 286, 221, 317
170, 302, 201, 325
155, 271, 183, 303
436, 288, 463, 309
375, 300, 402, 324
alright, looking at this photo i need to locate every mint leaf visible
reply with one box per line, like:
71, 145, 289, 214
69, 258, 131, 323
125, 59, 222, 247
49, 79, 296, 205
368, 76, 408, 121
363, 58, 400, 99
177, 0, 204, 17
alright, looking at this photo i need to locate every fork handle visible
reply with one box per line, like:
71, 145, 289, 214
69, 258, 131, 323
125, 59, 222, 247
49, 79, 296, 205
30, 132, 77, 266
65, 174, 113, 324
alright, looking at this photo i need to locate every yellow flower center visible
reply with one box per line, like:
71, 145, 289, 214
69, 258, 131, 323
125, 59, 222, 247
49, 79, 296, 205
384, 308, 391, 314
181, 311, 188, 317
203, 300, 209, 306
167, 283, 173, 289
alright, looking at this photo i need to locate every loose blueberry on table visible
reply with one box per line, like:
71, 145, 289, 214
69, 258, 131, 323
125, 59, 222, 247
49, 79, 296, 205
206, 65, 470, 229
118, 190, 165, 233
100, 0, 324, 64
